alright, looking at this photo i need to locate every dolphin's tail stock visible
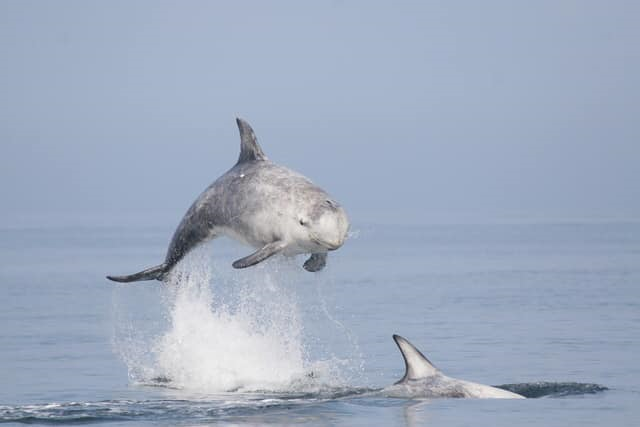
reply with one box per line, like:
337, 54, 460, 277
106, 263, 168, 283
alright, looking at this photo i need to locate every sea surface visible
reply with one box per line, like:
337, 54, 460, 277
0, 222, 638, 426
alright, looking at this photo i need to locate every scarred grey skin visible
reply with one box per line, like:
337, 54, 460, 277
107, 118, 349, 283
385, 335, 525, 399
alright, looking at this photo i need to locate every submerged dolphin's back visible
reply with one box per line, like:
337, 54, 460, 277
388, 335, 525, 399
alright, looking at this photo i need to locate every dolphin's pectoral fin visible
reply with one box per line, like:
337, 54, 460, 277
303, 252, 327, 272
232, 241, 286, 269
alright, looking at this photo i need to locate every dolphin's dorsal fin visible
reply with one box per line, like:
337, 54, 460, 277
235, 117, 268, 164
393, 334, 439, 383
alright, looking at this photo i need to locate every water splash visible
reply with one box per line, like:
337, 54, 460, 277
314, 278, 365, 383
154, 257, 307, 392
113, 248, 350, 393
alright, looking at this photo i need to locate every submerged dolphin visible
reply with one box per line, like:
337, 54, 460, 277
386, 335, 524, 399
107, 118, 349, 283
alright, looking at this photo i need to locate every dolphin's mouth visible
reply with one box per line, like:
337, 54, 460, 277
310, 235, 343, 251
324, 242, 341, 251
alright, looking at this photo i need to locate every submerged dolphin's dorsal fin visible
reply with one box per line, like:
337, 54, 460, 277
393, 334, 439, 383
236, 117, 267, 164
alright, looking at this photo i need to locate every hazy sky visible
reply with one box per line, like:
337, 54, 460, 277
1, 1, 638, 227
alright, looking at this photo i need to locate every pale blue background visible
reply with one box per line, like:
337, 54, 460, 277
1, 1, 639, 227
1, 3, 640, 425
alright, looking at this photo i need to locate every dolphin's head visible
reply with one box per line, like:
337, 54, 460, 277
296, 199, 349, 252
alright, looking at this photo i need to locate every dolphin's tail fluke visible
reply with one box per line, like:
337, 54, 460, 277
106, 263, 168, 283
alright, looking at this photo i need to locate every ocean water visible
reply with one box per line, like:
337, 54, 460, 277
0, 222, 638, 426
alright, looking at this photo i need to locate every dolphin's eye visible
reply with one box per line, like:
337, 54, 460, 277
299, 219, 306, 226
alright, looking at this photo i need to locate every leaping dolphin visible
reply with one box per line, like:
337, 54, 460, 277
386, 335, 525, 399
107, 118, 349, 283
